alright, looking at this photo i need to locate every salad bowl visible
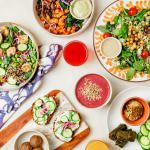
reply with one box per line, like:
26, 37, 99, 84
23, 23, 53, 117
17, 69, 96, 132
32, 0, 94, 37
93, 0, 150, 82
0, 22, 39, 91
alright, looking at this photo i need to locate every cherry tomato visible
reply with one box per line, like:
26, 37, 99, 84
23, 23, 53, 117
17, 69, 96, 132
128, 7, 138, 16
142, 50, 149, 58
103, 33, 111, 39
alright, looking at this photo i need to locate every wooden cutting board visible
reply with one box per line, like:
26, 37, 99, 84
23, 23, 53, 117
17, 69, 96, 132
0, 90, 90, 150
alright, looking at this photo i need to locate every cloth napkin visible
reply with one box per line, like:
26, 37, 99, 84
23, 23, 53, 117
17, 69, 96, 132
0, 44, 62, 129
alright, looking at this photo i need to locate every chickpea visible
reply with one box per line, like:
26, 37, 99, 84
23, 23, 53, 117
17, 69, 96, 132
128, 32, 131, 36
144, 13, 148, 17
135, 34, 138, 37
131, 28, 135, 31
135, 37, 138, 41
130, 46, 134, 50
133, 31, 136, 34
126, 42, 130, 45
127, 37, 130, 41
145, 22, 149, 26
122, 43, 126, 46
140, 41, 144, 44
130, 37, 134, 41
147, 11, 150, 15
130, 40, 133, 44
136, 45, 140, 49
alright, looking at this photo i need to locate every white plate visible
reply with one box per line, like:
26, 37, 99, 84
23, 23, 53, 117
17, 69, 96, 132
107, 86, 150, 150
32, 0, 94, 37
14, 130, 49, 150
93, 0, 150, 82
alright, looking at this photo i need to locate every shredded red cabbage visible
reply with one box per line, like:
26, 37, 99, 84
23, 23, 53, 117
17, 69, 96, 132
61, 0, 69, 5
0, 82, 3, 86
69, 0, 73, 2
51, 23, 57, 29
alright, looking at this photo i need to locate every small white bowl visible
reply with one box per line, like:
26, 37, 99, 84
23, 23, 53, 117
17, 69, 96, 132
70, 0, 92, 20
14, 130, 49, 150
75, 73, 112, 109
100, 37, 122, 59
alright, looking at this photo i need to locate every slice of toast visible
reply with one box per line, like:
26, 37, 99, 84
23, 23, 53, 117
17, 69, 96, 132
31, 96, 59, 125
53, 110, 83, 142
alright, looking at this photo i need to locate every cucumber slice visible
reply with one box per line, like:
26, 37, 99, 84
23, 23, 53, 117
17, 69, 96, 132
35, 109, 43, 118
63, 128, 73, 138
0, 68, 6, 76
140, 143, 150, 149
140, 136, 150, 145
7, 76, 17, 85
146, 119, 150, 131
68, 111, 72, 121
138, 132, 142, 142
1, 43, 10, 50
46, 101, 56, 111
60, 115, 68, 123
141, 124, 148, 136
72, 113, 80, 122
35, 99, 43, 107
148, 132, 150, 141
17, 44, 28, 52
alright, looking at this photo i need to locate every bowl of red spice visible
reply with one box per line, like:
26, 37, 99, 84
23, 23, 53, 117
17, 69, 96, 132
75, 73, 112, 109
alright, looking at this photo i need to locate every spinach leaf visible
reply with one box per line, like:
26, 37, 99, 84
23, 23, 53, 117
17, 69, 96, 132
97, 26, 110, 33
12, 26, 19, 33
118, 65, 127, 69
131, 9, 147, 21
2, 57, 11, 65
120, 23, 128, 39
146, 42, 150, 46
122, 50, 132, 57
113, 29, 121, 36
133, 61, 145, 71
23, 71, 32, 80
20, 31, 26, 35
114, 16, 119, 24
106, 22, 115, 30
126, 68, 136, 81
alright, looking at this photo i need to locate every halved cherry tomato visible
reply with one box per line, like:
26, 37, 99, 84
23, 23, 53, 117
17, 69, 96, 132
103, 33, 111, 39
128, 7, 138, 16
142, 50, 149, 58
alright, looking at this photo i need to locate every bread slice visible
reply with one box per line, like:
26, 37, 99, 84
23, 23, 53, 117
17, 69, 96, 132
31, 96, 59, 125
53, 110, 83, 142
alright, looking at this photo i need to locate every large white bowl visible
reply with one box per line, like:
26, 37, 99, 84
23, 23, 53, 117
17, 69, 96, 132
0, 22, 39, 91
32, 0, 94, 37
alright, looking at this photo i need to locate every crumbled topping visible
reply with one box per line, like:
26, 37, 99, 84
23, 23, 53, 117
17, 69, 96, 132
79, 78, 102, 101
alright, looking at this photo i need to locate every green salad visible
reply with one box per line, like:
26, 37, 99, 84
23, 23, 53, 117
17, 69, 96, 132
97, 5, 150, 81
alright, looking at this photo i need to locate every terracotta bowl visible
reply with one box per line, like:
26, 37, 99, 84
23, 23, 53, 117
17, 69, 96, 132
121, 97, 149, 126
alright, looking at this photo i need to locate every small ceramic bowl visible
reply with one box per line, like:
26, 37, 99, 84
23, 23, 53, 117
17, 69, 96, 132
75, 73, 112, 109
100, 37, 122, 59
14, 130, 49, 150
70, 0, 92, 20
121, 97, 150, 126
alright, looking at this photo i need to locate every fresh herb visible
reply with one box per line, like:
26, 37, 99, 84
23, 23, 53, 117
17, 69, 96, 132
133, 60, 145, 71
122, 50, 132, 57
113, 29, 121, 36
126, 68, 136, 81
97, 26, 111, 33
106, 22, 115, 30
120, 23, 128, 39
114, 16, 119, 24
20, 31, 26, 35
2, 57, 11, 65
23, 71, 32, 79
12, 26, 19, 33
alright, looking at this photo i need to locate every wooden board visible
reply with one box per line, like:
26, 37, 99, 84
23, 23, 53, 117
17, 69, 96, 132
0, 90, 90, 149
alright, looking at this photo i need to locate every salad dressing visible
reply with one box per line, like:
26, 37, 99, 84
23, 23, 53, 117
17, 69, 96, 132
73, 1, 90, 18
101, 38, 120, 58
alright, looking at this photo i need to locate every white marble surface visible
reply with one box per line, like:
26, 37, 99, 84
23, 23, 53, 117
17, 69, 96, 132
0, 0, 150, 150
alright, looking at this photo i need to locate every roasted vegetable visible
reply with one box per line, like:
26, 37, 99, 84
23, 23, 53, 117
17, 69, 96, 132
116, 129, 137, 142
109, 124, 127, 140
115, 140, 128, 148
